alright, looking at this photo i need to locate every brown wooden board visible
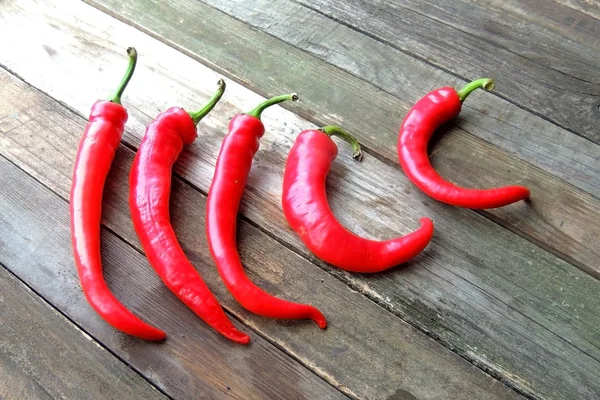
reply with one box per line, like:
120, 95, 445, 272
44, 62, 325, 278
0, 266, 168, 400
0, 72, 521, 400
87, 0, 600, 281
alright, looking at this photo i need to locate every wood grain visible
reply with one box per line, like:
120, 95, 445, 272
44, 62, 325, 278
0, 142, 521, 398
556, 0, 600, 20
1, 1, 598, 398
85, 0, 600, 280
292, 0, 600, 143
90, 0, 600, 201
0, 266, 167, 400
193, 0, 600, 197
0, 156, 349, 400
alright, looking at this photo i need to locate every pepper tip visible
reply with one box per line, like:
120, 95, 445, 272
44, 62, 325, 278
419, 217, 434, 228
233, 333, 251, 345
312, 310, 327, 329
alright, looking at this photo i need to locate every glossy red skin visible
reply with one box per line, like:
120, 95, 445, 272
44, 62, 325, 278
283, 130, 434, 273
70, 101, 165, 341
206, 115, 327, 328
129, 107, 250, 344
398, 87, 530, 209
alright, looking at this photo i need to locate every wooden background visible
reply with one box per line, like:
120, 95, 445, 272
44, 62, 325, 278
1, 0, 599, 399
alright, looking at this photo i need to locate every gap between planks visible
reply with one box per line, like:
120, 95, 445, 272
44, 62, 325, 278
194, 0, 600, 186
291, 0, 600, 142
555, 0, 600, 20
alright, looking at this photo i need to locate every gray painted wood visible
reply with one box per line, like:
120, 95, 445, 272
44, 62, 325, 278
86, 0, 600, 281
0, 266, 167, 400
291, 0, 600, 143
0, 72, 522, 400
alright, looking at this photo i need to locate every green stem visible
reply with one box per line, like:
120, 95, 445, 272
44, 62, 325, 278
108, 47, 137, 105
247, 93, 298, 120
320, 125, 363, 161
188, 79, 226, 125
457, 78, 495, 102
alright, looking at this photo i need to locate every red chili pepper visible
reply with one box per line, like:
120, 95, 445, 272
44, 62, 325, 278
282, 126, 434, 273
129, 80, 250, 344
70, 48, 165, 341
206, 94, 327, 328
398, 78, 530, 209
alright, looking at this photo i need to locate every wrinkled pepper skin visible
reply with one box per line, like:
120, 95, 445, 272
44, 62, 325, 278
206, 115, 327, 328
283, 130, 434, 273
71, 100, 166, 341
130, 107, 250, 344
398, 86, 530, 209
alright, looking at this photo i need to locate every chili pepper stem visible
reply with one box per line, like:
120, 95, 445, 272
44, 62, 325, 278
320, 125, 363, 161
247, 93, 298, 120
108, 47, 137, 105
188, 79, 227, 125
457, 78, 495, 102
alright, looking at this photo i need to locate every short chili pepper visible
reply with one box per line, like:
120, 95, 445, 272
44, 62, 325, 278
398, 78, 530, 209
70, 48, 166, 341
206, 94, 327, 328
130, 80, 250, 344
283, 126, 434, 273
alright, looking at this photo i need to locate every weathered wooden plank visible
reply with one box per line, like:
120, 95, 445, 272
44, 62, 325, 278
0, 145, 520, 398
1, 1, 598, 398
0, 266, 168, 400
92, 0, 600, 200
193, 0, 600, 194
556, 0, 600, 20
86, 0, 600, 280
295, 0, 600, 142
0, 352, 54, 400
0, 157, 349, 400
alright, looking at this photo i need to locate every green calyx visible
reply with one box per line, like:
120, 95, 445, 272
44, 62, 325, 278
457, 78, 495, 102
247, 93, 298, 120
320, 125, 363, 161
188, 79, 227, 125
108, 47, 137, 105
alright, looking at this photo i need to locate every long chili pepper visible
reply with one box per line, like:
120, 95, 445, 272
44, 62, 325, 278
70, 48, 165, 341
283, 126, 434, 273
398, 78, 530, 209
129, 80, 250, 344
206, 94, 327, 328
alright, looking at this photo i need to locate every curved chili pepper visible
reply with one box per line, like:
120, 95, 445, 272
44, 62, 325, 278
129, 80, 250, 344
206, 94, 327, 328
283, 126, 434, 273
70, 48, 166, 341
398, 78, 530, 209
